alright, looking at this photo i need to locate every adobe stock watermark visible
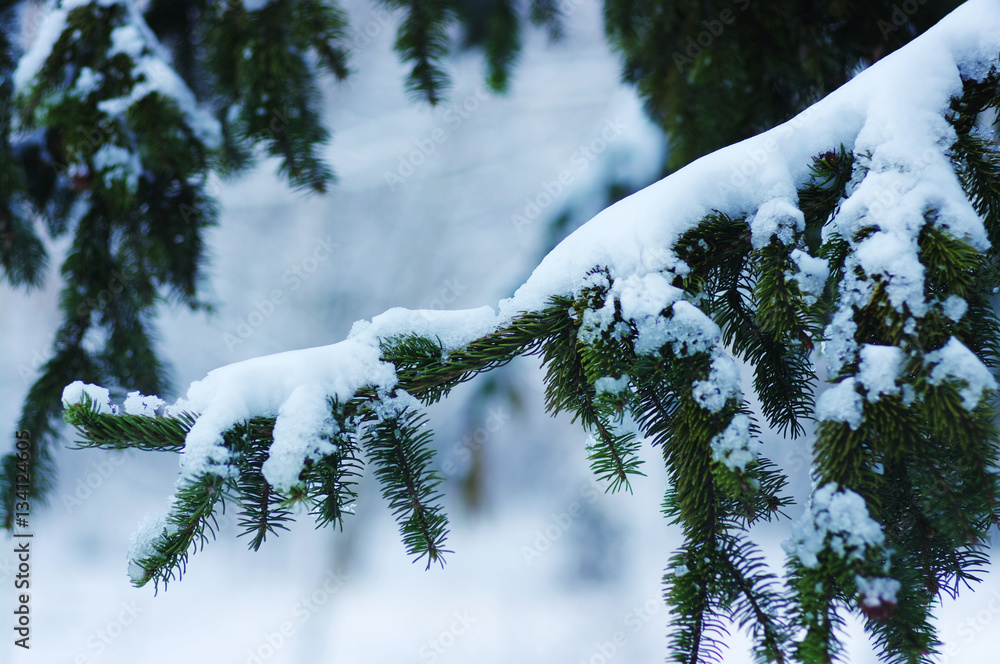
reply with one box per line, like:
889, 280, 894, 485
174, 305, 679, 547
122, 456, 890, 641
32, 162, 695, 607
223, 235, 339, 352
713, 104, 818, 197
74, 601, 145, 663
351, 7, 394, 50
941, 586, 1000, 663
437, 407, 512, 478
878, 0, 932, 40
577, 594, 662, 664
418, 611, 477, 663
419, 277, 468, 322
74, 263, 141, 321
383, 86, 491, 190
60, 452, 132, 515
520, 481, 601, 566
15, 331, 56, 386
511, 117, 627, 235
672, 0, 751, 72
245, 568, 350, 664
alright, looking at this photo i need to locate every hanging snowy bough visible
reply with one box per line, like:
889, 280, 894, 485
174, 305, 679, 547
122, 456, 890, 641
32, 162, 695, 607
64, 2, 1000, 661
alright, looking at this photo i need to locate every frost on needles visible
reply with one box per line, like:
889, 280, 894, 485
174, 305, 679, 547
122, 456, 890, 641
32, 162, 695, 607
63, 2, 1000, 662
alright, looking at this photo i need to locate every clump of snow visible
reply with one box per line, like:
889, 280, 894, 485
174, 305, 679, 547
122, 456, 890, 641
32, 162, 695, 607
855, 575, 901, 608
822, 309, 860, 378
595, 375, 630, 395
370, 389, 423, 421
788, 249, 829, 306
261, 383, 339, 492
73, 66, 103, 97
164, 398, 195, 418
578, 271, 683, 351
109, 23, 144, 59
660, 301, 721, 357
750, 198, 804, 249
854, 231, 928, 316
123, 391, 165, 417
62, 381, 113, 414
92, 143, 142, 193
815, 378, 864, 430
709, 414, 757, 472
126, 508, 176, 584
783, 484, 885, 569
177, 341, 393, 481
578, 299, 616, 346
858, 344, 904, 401
616, 272, 682, 322
924, 336, 998, 409
692, 352, 741, 413
574, 269, 723, 360
242, 0, 275, 10
942, 295, 968, 322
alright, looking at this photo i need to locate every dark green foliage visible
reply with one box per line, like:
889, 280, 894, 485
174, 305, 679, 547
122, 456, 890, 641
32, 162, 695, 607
202, 0, 350, 191
362, 409, 451, 568
383, 0, 453, 103
0, 6, 44, 289
603, 0, 963, 172
229, 419, 294, 551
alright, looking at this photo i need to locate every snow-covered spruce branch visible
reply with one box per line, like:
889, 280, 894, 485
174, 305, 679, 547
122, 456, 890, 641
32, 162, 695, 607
63, 3, 1000, 661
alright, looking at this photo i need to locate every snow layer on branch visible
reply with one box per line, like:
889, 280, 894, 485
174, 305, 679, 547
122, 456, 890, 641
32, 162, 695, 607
348, 305, 499, 351
62, 381, 114, 414
783, 484, 885, 569
13, 2, 73, 91
176, 307, 501, 483
178, 341, 391, 481
925, 336, 998, 409
500, 0, 1000, 318
261, 383, 339, 492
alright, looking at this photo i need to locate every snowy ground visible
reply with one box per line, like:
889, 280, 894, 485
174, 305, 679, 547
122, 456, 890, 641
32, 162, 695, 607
2, 1, 1000, 663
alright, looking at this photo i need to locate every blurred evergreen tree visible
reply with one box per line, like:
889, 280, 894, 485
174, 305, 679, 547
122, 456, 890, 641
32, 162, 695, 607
603, 0, 964, 173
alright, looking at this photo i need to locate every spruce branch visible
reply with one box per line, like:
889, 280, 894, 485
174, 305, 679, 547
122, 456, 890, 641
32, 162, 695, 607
362, 408, 451, 568
383, 0, 453, 104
